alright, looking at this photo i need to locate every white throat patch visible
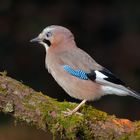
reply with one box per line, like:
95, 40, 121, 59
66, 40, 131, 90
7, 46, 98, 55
39, 41, 49, 51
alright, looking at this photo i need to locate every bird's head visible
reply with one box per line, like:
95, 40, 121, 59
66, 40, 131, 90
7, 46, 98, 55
30, 25, 74, 51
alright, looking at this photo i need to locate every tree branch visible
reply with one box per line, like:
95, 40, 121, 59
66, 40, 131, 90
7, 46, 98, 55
0, 72, 140, 140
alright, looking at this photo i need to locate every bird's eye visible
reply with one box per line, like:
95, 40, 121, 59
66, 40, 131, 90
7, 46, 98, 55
46, 31, 52, 38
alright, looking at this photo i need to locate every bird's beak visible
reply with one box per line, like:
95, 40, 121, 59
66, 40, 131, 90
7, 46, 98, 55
30, 37, 42, 43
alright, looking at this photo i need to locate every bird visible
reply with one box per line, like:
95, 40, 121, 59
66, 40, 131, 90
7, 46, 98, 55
30, 25, 140, 116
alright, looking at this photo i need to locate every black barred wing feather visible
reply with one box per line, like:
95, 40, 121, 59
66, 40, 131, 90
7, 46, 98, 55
88, 68, 125, 86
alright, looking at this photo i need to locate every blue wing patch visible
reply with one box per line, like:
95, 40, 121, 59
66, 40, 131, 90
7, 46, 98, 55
63, 65, 125, 85
63, 65, 88, 80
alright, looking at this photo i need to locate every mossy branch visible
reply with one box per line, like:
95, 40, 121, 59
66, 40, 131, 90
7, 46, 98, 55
0, 73, 140, 140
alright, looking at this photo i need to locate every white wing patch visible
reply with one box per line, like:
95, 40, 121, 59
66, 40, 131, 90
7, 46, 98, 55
94, 70, 108, 83
95, 70, 107, 78
94, 70, 129, 95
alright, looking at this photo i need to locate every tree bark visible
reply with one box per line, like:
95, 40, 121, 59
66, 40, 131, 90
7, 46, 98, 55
0, 72, 140, 140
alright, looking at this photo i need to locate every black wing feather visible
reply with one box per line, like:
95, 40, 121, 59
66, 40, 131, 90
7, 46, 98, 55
87, 68, 126, 85
100, 68, 125, 85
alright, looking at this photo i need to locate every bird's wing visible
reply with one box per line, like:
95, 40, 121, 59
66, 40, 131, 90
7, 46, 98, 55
88, 68, 125, 86
63, 64, 140, 98
89, 68, 140, 99
60, 48, 140, 99
59, 48, 103, 73
63, 64, 125, 86
60, 48, 125, 86
63, 65, 89, 80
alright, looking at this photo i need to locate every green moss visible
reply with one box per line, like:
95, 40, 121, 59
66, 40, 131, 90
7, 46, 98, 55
0, 86, 8, 95
119, 130, 140, 140
78, 124, 94, 140
134, 121, 140, 127
46, 101, 105, 139
26, 99, 83, 139
45, 101, 108, 139
55, 115, 84, 139
81, 105, 108, 121
132, 130, 140, 140
22, 93, 38, 110
14, 90, 110, 139
20, 93, 59, 129
12, 89, 112, 139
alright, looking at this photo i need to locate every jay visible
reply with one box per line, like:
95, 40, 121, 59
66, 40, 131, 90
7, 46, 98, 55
30, 25, 140, 115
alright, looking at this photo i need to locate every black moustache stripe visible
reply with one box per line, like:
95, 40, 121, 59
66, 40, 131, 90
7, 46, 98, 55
43, 39, 51, 46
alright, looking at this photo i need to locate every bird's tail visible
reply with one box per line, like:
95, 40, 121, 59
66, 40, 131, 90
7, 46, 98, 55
127, 88, 140, 100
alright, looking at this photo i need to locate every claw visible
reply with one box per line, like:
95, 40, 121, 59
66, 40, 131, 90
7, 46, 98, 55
62, 108, 83, 116
62, 99, 86, 116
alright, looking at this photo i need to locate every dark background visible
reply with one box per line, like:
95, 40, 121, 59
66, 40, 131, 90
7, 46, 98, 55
0, 0, 140, 139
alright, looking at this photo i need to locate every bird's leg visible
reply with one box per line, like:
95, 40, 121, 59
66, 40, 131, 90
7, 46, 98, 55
63, 99, 86, 116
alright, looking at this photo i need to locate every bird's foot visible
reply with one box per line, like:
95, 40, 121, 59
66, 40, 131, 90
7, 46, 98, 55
62, 108, 83, 116
62, 100, 86, 116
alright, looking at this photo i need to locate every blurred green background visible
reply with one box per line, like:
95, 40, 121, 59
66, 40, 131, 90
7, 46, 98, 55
0, 0, 140, 139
